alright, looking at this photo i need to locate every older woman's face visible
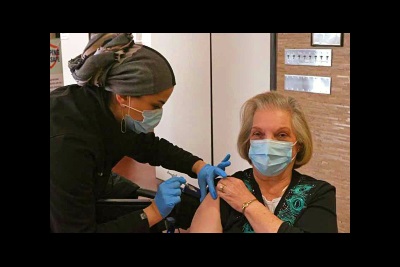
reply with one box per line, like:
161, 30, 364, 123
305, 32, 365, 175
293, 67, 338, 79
250, 108, 297, 145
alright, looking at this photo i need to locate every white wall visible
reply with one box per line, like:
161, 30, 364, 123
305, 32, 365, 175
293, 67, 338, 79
141, 33, 152, 46
150, 33, 212, 187
212, 33, 271, 174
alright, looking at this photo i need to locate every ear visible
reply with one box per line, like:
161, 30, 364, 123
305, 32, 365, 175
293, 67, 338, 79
296, 142, 302, 153
115, 94, 129, 106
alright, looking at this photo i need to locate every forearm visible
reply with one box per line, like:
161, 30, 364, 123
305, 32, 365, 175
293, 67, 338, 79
156, 139, 202, 177
51, 171, 156, 233
127, 133, 202, 177
244, 201, 284, 233
143, 202, 164, 228
192, 160, 206, 175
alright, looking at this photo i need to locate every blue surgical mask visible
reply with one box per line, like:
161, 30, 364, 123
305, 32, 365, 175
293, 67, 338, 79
249, 139, 297, 176
121, 98, 163, 134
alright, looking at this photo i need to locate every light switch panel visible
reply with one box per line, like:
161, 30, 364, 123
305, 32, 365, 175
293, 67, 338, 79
285, 49, 332, 66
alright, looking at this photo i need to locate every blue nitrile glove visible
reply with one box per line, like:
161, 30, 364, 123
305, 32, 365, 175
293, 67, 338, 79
217, 154, 231, 171
155, 176, 187, 218
198, 154, 231, 202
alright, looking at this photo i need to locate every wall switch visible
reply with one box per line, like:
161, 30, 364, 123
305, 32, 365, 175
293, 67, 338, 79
285, 49, 332, 66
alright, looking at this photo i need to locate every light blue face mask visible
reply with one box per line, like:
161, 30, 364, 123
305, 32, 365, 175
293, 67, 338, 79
121, 98, 163, 134
249, 139, 297, 176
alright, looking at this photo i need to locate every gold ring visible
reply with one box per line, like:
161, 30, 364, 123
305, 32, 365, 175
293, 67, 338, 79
219, 183, 226, 193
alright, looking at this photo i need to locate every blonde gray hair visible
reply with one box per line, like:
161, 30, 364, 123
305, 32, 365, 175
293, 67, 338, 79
237, 91, 313, 169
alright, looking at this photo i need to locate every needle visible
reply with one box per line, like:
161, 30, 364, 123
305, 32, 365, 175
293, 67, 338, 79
167, 171, 189, 187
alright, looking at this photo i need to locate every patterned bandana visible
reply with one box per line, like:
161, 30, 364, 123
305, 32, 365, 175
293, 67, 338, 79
68, 33, 176, 96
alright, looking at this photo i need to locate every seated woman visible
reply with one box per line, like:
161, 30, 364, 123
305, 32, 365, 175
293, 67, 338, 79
189, 91, 338, 233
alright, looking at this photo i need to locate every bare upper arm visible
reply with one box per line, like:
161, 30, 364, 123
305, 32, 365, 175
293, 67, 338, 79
189, 193, 223, 233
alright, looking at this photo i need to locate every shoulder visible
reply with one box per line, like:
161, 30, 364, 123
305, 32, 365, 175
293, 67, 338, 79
50, 84, 80, 99
50, 85, 107, 137
292, 170, 336, 193
50, 84, 84, 116
213, 168, 253, 186
50, 133, 102, 157
213, 169, 254, 192
230, 168, 253, 180
50, 84, 103, 106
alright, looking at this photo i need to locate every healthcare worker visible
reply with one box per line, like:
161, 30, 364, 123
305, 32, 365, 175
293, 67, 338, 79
50, 33, 230, 232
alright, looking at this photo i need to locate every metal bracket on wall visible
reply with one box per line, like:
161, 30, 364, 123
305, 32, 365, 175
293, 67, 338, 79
284, 74, 331, 94
285, 49, 332, 66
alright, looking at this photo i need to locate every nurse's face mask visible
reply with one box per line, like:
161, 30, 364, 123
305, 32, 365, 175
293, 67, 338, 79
121, 96, 163, 134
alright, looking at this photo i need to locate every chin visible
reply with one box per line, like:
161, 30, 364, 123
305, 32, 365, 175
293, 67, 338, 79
252, 168, 283, 180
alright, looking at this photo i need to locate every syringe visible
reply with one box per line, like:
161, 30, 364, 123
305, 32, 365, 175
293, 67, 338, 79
167, 170, 188, 187
167, 171, 200, 198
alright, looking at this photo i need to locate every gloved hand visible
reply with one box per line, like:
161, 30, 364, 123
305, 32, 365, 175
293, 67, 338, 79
217, 153, 231, 171
198, 154, 231, 202
155, 176, 187, 218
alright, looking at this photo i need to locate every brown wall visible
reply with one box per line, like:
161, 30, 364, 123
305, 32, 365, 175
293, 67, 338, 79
276, 33, 350, 233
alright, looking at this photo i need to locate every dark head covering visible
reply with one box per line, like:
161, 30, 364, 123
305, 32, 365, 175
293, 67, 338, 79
68, 33, 176, 96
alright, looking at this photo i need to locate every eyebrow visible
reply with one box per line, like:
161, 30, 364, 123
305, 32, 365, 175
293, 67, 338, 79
251, 126, 292, 132
275, 127, 292, 133
251, 126, 263, 131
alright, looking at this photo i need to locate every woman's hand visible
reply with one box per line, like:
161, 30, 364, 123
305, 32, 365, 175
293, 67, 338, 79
216, 177, 256, 213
